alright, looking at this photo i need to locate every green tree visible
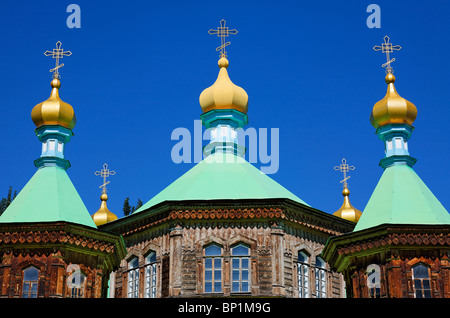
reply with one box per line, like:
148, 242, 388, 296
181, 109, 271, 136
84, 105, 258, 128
123, 197, 131, 216
0, 186, 17, 215
123, 198, 143, 215
136, 198, 143, 210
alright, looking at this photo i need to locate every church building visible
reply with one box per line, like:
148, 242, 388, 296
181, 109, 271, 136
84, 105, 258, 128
0, 24, 448, 299
322, 36, 450, 298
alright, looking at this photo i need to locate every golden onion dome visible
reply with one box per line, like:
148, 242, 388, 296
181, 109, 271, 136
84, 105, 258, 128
333, 187, 362, 223
370, 73, 417, 129
31, 78, 77, 129
91, 193, 118, 226
199, 57, 248, 114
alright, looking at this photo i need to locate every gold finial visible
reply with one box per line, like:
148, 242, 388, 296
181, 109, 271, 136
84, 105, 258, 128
95, 163, 116, 194
44, 41, 72, 79
334, 158, 355, 189
208, 19, 238, 58
373, 36, 401, 74
333, 158, 361, 223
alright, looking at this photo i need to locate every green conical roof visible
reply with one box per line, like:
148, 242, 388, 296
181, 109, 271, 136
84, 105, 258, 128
0, 166, 97, 228
135, 152, 308, 213
354, 164, 450, 232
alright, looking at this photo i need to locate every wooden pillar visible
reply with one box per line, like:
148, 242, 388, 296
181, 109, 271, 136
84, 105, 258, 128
385, 256, 404, 298
0, 252, 12, 297
169, 225, 183, 297
441, 255, 450, 298
271, 222, 285, 296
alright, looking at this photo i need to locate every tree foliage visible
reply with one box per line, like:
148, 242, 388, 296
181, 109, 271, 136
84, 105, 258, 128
0, 186, 17, 215
123, 197, 143, 216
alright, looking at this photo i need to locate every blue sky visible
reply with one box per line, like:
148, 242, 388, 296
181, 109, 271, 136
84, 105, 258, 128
0, 0, 449, 219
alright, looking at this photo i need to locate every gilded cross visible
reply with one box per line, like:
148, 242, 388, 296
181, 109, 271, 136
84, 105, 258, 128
95, 163, 116, 194
373, 36, 401, 74
334, 158, 355, 188
208, 19, 238, 58
44, 41, 72, 79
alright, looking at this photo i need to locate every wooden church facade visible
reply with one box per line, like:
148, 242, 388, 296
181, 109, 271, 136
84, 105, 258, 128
323, 224, 450, 298
0, 222, 125, 298
101, 199, 355, 298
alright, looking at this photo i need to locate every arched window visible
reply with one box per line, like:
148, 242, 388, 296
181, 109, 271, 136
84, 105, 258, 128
231, 244, 250, 293
127, 257, 139, 298
296, 251, 310, 298
314, 257, 326, 298
144, 252, 157, 298
22, 267, 39, 298
412, 264, 431, 298
68, 270, 86, 298
204, 244, 222, 293
366, 264, 380, 298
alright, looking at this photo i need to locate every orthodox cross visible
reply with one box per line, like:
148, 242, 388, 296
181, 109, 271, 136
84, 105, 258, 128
208, 19, 238, 58
334, 158, 355, 188
95, 163, 116, 194
44, 41, 72, 79
373, 36, 401, 74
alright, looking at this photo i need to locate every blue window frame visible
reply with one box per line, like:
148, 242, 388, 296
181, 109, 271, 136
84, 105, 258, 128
231, 244, 250, 293
22, 267, 39, 298
145, 252, 157, 298
204, 244, 222, 293
127, 257, 139, 298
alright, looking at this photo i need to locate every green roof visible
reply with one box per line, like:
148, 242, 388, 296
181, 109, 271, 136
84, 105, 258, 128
0, 166, 97, 228
354, 164, 450, 232
135, 152, 308, 213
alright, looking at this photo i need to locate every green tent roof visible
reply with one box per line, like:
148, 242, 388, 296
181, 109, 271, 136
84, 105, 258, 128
135, 152, 308, 213
354, 164, 450, 232
0, 166, 97, 228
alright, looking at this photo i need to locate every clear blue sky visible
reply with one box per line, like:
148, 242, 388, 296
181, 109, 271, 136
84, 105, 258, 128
0, 0, 449, 219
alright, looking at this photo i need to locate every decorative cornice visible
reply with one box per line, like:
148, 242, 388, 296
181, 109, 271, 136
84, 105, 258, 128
105, 199, 355, 239
322, 224, 450, 272
0, 222, 126, 268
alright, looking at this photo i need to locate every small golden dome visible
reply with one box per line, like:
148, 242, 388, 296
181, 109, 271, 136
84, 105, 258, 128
199, 57, 248, 114
370, 73, 417, 129
333, 187, 362, 223
91, 193, 118, 226
31, 78, 77, 129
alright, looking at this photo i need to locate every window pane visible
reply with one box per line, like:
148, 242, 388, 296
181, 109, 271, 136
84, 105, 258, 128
129, 257, 139, 268
414, 280, 422, 290
413, 264, 429, 278
242, 282, 249, 292
315, 258, 324, 268
214, 270, 222, 280
232, 270, 240, 281
423, 280, 430, 290
424, 290, 432, 298
232, 245, 249, 256
205, 282, 212, 293
214, 282, 222, 292
146, 252, 156, 263
298, 252, 307, 263
205, 270, 212, 281
232, 282, 239, 292
416, 290, 423, 298
214, 258, 221, 269
242, 270, 249, 281
232, 259, 240, 269
24, 267, 39, 281
241, 258, 249, 269
205, 258, 212, 269
205, 245, 222, 256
